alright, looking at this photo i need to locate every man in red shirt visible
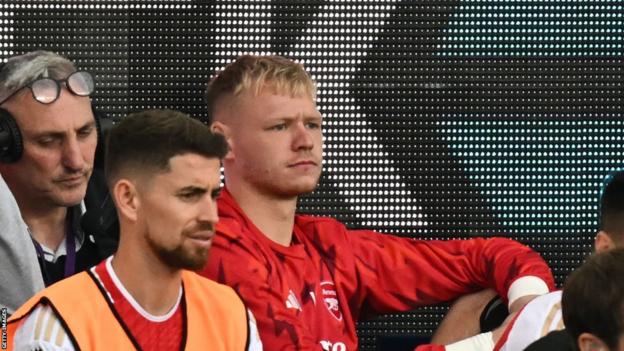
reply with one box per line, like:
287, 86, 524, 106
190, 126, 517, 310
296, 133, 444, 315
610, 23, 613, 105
201, 55, 555, 351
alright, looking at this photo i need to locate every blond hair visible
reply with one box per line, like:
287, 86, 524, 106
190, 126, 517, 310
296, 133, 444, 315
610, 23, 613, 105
205, 55, 316, 122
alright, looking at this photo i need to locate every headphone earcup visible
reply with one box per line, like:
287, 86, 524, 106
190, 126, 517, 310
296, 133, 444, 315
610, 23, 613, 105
91, 105, 112, 171
92, 105, 104, 143
0, 107, 23, 163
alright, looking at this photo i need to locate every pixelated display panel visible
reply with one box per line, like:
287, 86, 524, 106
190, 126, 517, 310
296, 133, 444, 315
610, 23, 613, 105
1, 1, 622, 349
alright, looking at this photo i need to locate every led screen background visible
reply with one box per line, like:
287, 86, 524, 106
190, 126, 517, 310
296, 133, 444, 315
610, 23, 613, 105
1, 1, 622, 348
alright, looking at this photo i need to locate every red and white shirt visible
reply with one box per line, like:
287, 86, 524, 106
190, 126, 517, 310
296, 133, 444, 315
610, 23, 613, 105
495, 291, 564, 351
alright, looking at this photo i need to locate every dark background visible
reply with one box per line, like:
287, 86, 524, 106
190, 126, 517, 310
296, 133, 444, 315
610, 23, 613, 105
1, 1, 622, 349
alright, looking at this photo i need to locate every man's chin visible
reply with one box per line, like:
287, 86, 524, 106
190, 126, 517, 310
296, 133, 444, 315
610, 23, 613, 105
271, 182, 318, 198
172, 253, 209, 271
275, 174, 321, 196
51, 190, 88, 208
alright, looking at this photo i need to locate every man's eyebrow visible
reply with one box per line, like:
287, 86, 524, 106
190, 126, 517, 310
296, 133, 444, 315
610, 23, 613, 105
31, 131, 65, 139
30, 120, 96, 139
177, 186, 207, 194
77, 120, 96, 130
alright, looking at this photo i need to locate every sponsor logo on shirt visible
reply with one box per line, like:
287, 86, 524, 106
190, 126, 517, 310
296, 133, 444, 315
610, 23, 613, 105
286, 289, 302, 311
320, 281, 343, 321
320, 340, 347, 351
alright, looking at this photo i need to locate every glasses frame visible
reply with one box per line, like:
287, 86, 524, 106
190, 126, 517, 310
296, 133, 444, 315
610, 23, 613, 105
0, 71, 94, 105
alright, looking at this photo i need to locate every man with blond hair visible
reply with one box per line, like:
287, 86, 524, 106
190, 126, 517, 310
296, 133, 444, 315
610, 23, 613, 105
201, 54, 556, 351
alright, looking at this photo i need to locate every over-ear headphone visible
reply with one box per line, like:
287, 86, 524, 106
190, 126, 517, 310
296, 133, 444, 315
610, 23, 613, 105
0, 104, 107, 164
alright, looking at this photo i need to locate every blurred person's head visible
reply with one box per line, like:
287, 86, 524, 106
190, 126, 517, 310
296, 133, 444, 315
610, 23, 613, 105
562, 248, 624, 351
595, 171, 624, 252
205, 55, 322, 199
105, 109, 228, 270
0, 50, 96, 211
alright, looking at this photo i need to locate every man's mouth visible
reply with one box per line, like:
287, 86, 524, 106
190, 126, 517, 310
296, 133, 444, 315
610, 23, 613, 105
187, 231, 214, 248
55, 174, 86, 186
288, 160, 318, 168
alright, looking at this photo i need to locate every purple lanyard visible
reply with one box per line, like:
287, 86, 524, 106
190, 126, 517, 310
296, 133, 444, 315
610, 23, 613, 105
31, 214, 77, 283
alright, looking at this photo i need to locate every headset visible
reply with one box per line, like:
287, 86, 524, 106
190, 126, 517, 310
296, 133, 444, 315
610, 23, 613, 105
0, 105, 107, 164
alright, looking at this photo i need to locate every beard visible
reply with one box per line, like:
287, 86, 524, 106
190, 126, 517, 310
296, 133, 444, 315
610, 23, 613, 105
147, 235, 210, 271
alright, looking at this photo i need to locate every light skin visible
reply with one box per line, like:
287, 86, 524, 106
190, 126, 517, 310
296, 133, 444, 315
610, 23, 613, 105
0, 88, 96, 251
212, 89, 323, 246
111, 153, 221, 316
594, 230, 618, 252
578, 333, 624, 351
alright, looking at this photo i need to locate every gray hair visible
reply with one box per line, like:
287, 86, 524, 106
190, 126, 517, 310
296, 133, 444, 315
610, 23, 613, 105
0, 51, 76, 104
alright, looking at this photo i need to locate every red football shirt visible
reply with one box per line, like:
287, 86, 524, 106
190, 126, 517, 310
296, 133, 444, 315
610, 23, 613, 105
92, 258, 183, 351
201, 188, 555, 351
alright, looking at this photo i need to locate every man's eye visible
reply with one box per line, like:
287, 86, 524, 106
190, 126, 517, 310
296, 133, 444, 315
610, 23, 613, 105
270, 124, 286, 131
78, 127, 94, 138
306, 122, 320, 129
37, 138, 57, 146
179, 192, 201, 201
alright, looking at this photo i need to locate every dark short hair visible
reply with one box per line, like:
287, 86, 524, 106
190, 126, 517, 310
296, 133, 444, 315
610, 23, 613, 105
562, 248, 624, 349
205, 55, 316, 123
600, 171, 624, 241
105, 109, 227, 187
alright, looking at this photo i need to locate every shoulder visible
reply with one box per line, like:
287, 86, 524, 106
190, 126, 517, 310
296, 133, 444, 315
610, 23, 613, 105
183, 271, 243, 304
12, 304, 76, 351
516, 290, 562, 322
500, 291, 564, 351
30, 271, 94, 303
10, 272, 97, 320
182, 271, 247, 326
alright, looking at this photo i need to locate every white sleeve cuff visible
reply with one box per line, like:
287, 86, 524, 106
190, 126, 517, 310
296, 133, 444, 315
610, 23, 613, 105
507, 276, 549, 308
446, 332, 494, 351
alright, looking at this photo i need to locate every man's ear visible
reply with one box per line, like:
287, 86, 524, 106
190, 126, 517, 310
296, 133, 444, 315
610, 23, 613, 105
211, 121, 234, 161
595, 230, 616, 253
578, 333, 608, 351
113, 179, 140, 222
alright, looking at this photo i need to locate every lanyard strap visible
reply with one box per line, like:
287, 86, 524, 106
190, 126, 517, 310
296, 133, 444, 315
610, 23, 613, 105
64, 220, 76, 277
31, 213, 77, 285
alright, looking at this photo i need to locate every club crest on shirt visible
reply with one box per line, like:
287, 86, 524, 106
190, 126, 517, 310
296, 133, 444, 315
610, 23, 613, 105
320, 281, 342, 321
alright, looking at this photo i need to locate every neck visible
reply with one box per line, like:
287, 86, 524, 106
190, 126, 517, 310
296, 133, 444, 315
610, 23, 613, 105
1, 176, 69, 251
22, 204, 68, 252
227, 179, 297, 246
112, 231, 182, 316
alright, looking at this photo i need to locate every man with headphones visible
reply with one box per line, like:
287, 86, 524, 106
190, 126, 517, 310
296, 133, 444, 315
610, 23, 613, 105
0, 51, 118, 314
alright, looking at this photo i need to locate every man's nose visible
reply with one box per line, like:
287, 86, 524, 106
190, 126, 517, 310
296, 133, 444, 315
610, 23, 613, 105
61, 136, 85, 171
292, 123, 314, 151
